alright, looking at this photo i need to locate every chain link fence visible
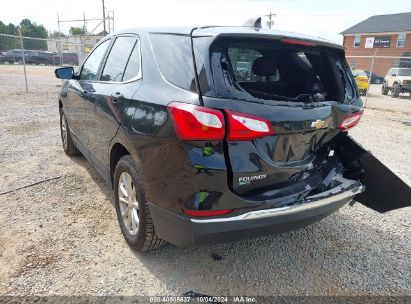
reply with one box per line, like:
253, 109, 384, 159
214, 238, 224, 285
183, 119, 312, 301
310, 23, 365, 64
0, 33, 101, 93
1, 32, 411, 104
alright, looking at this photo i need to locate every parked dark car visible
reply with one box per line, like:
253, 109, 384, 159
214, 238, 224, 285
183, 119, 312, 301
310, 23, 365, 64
53, 52, 79, 66
364, 70, 384, 84
3, 49, 29, 63
32, 51, 55, 65
3, 49, 54, 65
55, 25, 411, 251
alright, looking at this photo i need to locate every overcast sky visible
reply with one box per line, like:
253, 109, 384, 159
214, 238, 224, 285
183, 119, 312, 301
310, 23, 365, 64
1, 0, 411, 44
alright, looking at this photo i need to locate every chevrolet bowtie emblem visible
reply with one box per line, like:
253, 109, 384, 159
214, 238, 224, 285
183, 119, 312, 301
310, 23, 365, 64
311, 119, 325, 129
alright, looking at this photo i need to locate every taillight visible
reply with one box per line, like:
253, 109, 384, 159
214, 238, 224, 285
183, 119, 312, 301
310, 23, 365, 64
338, 110, 363, 130
182, 208, 233, 217
168, 102, 225, 140
225, 110, 274, 141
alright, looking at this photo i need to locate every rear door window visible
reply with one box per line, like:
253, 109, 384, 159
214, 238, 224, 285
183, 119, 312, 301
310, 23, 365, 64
122, 39, 141, 81
101, 36, 138, 82
80, 39, 111, 81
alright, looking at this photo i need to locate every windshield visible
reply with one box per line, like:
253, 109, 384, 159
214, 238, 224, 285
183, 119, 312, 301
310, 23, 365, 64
398, 69, 411, 76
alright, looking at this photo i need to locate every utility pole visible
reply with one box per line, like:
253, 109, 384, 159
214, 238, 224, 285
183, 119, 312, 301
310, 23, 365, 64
107, 10, 115, 33
112, 11, 115, 32
56, 13, 63, 65
83, 11, 87, 34
57, 13, 61, 35
102, 0, 106, 34
265, 12, 276, 29
17, 27, 28, 93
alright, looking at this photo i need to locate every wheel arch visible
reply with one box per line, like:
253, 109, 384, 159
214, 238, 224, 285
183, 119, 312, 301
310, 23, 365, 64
110, 142, 131, 188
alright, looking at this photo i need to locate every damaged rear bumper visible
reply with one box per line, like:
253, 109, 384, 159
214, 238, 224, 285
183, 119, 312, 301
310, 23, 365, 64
149, 180, 364, 247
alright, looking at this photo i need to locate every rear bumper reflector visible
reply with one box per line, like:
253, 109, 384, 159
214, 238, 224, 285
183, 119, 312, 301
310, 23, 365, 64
182, 208, 233, 217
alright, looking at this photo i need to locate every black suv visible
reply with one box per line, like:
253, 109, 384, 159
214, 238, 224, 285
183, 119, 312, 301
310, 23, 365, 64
55, 26, 410, 251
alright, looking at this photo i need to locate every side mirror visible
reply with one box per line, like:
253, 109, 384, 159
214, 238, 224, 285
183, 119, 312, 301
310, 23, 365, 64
55, 67, 74, 79
392, 73, 397, 77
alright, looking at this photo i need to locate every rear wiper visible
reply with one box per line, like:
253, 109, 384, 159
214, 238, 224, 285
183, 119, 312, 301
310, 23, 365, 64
294, 93, 325, 103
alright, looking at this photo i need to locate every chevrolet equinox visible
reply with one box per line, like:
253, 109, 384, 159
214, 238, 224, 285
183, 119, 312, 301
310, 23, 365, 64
55, 24, 410, 251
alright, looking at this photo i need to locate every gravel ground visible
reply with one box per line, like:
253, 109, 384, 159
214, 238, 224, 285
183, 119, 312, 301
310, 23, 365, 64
0, 66, 410, 297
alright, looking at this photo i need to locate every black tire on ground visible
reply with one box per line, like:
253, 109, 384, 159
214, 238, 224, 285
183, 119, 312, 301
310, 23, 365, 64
114, 155, 165, 252
381, 83, 389, 95
60, 110, 79, 156
391, 84, 401, 98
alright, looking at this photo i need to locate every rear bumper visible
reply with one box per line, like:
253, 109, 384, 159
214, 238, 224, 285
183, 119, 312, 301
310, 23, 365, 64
149, 182, 364, 247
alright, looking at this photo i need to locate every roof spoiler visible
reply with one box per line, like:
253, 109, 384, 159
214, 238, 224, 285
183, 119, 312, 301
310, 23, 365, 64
242, 17, 262, 28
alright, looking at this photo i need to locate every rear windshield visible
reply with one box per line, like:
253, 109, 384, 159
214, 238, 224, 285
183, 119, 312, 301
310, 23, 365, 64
195, 37, 356, 104
398, 68, 411, 76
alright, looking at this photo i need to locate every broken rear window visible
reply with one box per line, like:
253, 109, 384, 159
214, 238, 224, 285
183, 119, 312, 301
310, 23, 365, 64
195, 37, 356, 104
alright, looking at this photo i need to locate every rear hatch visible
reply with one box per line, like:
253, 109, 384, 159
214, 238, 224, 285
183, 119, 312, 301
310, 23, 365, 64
193, 33, 364, 204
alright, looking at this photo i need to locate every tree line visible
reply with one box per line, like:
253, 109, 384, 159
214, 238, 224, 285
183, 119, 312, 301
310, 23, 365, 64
0, 19, 89, 52
0, 19, 48, 51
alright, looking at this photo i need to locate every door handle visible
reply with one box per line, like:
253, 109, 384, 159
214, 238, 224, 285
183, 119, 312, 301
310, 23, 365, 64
111, 92, 124, 103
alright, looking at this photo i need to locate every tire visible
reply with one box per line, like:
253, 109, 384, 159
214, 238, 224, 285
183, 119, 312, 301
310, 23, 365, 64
391, 84, 401, 98
60, 110, 79, 156
381, 83, 389, 95
114, 155, 165, 252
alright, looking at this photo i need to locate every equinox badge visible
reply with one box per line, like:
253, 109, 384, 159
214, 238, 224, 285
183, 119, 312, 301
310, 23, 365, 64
239, 174, 267, 186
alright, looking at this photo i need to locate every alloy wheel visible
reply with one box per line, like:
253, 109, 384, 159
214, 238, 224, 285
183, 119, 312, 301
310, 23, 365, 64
61, 114, 68, 150
118, 172, 139, 235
